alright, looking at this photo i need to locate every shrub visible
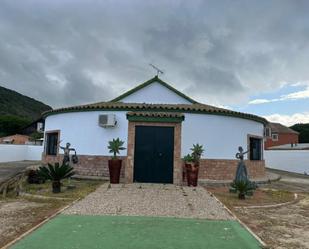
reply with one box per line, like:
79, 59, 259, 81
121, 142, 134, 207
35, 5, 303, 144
231, 179, 256, 199
38, 163, 75, 193
27, 169, 46, 184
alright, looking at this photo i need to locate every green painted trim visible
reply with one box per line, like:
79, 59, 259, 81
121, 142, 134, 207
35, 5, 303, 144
110, 76, 198, 104
43, 107, 267, 125
127, 115, 184, 123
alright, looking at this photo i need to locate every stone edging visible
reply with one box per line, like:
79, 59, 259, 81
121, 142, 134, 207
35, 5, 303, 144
206, 189, 268, 248
1, 198, 81, 249
234, 193, 299, 209
20, 192, 74, 201
199, 173, 281, 187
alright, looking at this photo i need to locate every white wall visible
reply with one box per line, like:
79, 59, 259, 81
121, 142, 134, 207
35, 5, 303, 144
182, 113, 264, 159
265, 150, 309, 174
45, 111, 128, 156
45, 111, 264, 159
119, 81, 192, 104
0, 144, 43, 163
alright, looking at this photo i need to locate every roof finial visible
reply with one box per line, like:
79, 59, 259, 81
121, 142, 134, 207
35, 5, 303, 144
149, 64, 164, 77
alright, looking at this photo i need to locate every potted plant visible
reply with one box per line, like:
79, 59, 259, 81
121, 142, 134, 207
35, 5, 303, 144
185, 144, 204, 187
183, 154, 194, 185
108, 138, 126, 184
38, 163, 75, 193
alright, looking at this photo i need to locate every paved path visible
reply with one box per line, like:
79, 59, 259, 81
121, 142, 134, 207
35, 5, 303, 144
11, 215, 261, 249
11, 184, 264, 249
266, 168, 309, 192
64, 183, 233, 220
0, 161, 40, 184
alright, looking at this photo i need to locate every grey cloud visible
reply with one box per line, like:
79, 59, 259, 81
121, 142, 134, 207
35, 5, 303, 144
0, 0, 309, 108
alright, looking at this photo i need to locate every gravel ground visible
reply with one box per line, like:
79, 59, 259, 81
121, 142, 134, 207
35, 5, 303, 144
64, 183, 233, 220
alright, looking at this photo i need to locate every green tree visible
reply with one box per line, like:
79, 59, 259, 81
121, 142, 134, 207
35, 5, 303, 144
29, 131, 43, 141
0, 115, 31, 137
290, 123, 309, 143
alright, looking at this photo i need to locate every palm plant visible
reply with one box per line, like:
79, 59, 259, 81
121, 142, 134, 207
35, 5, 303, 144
38, 163, 75, 193
190, 143, 204, 164
231, 179, 255, 199
108, 138, 126, 159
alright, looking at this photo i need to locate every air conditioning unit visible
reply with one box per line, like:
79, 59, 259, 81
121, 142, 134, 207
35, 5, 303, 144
98, 114, 117, 127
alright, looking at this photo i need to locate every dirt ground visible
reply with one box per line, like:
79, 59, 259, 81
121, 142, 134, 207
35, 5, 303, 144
0, 198, 65, 248
0, 179, 103, 248
209, 170, 309, 249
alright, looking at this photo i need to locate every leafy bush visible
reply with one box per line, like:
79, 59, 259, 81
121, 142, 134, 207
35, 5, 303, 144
183, 154, 194, 163
27, 169, 46, 184
38, 163, 75, 193
108, 138, 126, 159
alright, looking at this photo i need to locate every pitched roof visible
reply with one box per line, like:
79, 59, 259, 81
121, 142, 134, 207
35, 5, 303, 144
269, 122, 299, 134
110, 76, 198, 104
42, 102, 268, 124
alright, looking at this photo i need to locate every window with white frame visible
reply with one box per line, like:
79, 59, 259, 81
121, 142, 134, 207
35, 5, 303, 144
272, 133, 279, 141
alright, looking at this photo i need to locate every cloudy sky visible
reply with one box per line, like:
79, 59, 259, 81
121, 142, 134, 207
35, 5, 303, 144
0, 0, 309, 126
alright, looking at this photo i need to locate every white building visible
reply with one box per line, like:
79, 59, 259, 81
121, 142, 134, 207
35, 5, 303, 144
43, 76, 266, 184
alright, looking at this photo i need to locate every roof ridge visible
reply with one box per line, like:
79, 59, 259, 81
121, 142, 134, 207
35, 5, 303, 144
109, 76, 198, 104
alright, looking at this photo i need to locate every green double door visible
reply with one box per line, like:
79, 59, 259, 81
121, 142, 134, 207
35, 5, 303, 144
134, 126, 174, 184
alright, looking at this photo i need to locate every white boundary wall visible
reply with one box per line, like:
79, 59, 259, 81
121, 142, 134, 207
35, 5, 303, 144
0, 144, 43, 163
265, 150, 309, 174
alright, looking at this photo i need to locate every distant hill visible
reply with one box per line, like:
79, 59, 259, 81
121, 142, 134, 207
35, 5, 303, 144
290, 123, 309, 143
0, 85, 52, 136
0, 85, 51, 120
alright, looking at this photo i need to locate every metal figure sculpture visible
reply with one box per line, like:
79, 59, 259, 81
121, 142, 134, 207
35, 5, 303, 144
59, 142, 78, 189
230, 146, 257, 198
59, 142, 78, 165
234, 146, 249, 182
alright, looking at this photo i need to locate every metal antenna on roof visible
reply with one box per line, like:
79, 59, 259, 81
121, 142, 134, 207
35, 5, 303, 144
149, 64, 164, 77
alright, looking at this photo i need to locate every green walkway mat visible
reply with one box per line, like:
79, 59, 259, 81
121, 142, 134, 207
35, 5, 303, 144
11, 215, 262, 249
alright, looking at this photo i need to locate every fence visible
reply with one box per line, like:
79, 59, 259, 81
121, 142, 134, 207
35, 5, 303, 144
0, 144, 43, 163
264, 150, 309, 174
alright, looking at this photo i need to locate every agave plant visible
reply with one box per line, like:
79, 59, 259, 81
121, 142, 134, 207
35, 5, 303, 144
231, 179, 255, 199
108, 138, 126, 159
38, 163, 75, 193
190, 143, 204, 164
183, 153, 194, 164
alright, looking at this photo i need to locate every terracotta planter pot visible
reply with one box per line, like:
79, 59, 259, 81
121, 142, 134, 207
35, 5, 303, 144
185, 163, 199, 187
108, 159, 122, 184
52, 181, 61, 193
185, 163, 192, 186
